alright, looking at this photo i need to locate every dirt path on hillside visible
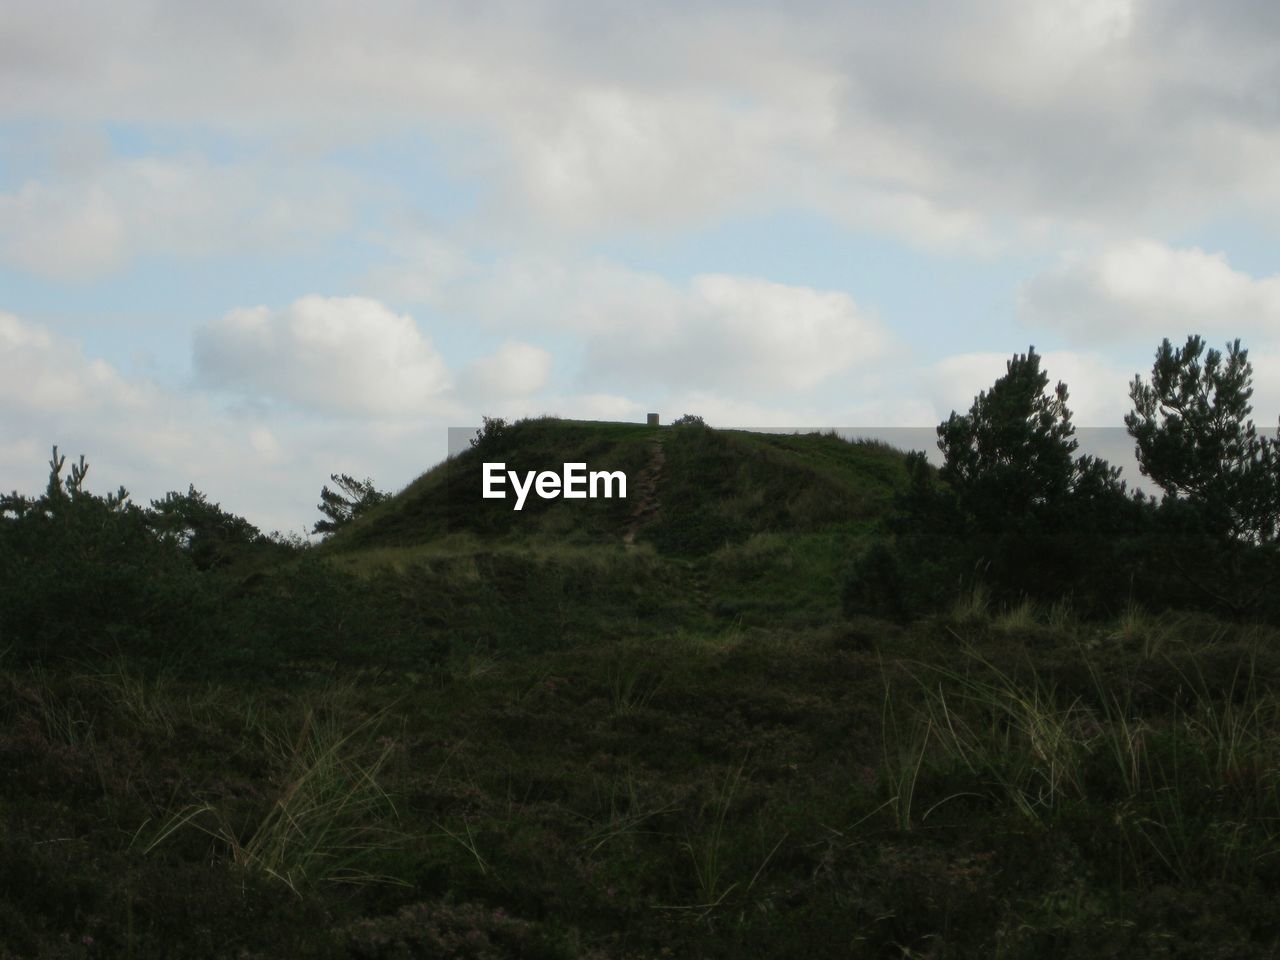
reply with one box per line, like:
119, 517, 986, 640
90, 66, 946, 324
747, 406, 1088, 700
623, 437, 666, 546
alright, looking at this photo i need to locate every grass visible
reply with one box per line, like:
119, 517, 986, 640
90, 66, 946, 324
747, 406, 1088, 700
994, 597, 1038, 632
880, 701, 933, 832
948, 580, 992, 625
320, 419, 903, 561
7, 616, 1280, 956
680, 759, 746, 915
923, 654, 1089, 821
7, 422, 1280, 956
1110, 600, 1161, 656
577, 766, 678, 857
142, 689, 405, 894
606, 643, 666, 717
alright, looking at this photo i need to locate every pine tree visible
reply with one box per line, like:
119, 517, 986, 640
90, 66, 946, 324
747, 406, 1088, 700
937, 347, 1124, 533
1126, 336, 1280, 544
313, 474, 389, 535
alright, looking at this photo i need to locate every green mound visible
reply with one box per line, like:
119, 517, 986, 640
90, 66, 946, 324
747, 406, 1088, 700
323, 418, 908, 557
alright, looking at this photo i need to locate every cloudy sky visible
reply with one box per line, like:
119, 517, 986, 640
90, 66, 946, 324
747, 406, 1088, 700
4, 0, 1280, 532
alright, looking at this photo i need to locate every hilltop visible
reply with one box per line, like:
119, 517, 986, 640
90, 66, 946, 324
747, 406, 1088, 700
325, 417, 907, 554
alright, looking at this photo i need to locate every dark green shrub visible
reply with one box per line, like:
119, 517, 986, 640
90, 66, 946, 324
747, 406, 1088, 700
0, 450, 217, 662
150, 485, 275, 570
469, 415, 509, 450
849, 351, 1159, 620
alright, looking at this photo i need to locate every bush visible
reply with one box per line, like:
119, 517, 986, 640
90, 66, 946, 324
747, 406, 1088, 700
0, 447, 416, 671
469, 415, 509, 450
150, 485, 273, 570
0, 450, 217, 661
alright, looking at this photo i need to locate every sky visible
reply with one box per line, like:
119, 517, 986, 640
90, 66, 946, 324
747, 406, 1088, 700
5, 0, 1280, 533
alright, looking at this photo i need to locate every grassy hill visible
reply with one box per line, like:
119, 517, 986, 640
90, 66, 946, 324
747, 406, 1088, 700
325, 417, 904, 552
312, 419, 907, 648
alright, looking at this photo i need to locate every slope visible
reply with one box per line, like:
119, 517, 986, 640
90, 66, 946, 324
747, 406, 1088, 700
323, 418, 907, 556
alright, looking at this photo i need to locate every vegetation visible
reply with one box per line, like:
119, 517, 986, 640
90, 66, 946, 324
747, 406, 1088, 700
6, 342, 1280, 955
470, 415, 509, 450
314, 474, 391, 536
1127, 335, 1280, 544
845, 349, 1147, 620
847, 339, 1280, 623
936, 347, 1126, 533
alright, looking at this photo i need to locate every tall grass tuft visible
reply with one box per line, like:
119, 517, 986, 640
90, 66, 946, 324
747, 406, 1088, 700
948, 580, 990, 626
921, 651, 1088, 822
880, 685, 933, 832
144, 691, 404, 893
994, 598, 1038, 633
1110, 602, 1160, 657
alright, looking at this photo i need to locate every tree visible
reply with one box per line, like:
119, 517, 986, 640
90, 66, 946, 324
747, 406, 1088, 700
1126, 336, 1280, 544
844, 349, 1139, 620
469, 415, 508, 449
937, 347, 1125, 533
313, 474, 389, 535
0, 448, 212, 660
150, 485, 265, 570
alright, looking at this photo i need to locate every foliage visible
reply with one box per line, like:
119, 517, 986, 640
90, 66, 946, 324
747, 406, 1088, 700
468, 415, 509, 449
150, 485, 268, 570
0, 448, 214, 661
671, 413, 707, 427
842, 540, 915, 621
0, 447, 378, 667
313, 474, 390, 535
6, 421, 1280, 955
1127, 335, 1280, 544
146, 697, 403, 893
937, 347, 1129, 535
849, 351, 1147, 619
6, 614, 1280, 957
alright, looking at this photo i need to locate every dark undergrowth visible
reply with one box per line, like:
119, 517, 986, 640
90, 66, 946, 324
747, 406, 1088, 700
5, 611, 1280, 958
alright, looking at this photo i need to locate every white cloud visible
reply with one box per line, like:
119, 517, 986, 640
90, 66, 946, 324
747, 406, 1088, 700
583, 270, 893, 395
928, 349, 1135, 426
0, 310, 145, 412
477, 391, 645, 426
0, 179, 128, 279
674, 273, 891, 392
437, 257, 894, 397
194, 296, 452, 418
503, 84, 805, 234
1243, 350, 1280, 427
461, 340, 553, 400
364, 230, 478, 306
1019, 240, 1280, 342
8, 1, 1280, 249
0, 154, 357, 280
